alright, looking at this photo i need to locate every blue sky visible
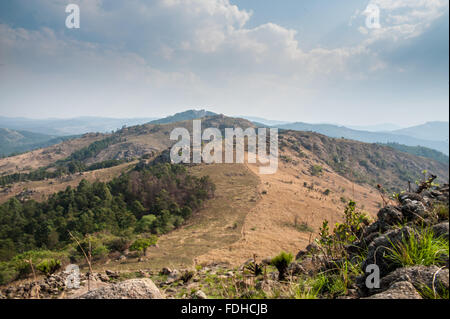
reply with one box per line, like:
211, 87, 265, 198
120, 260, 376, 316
0, 0, 448, 126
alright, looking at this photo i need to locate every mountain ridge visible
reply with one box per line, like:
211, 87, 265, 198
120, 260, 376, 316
276, 122, 449, 155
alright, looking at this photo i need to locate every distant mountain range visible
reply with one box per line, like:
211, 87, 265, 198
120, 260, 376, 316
347, 123, 404, 132
239, 116, 289, 126
391, 121, 449, 142
0, 111, 448, 159
0, 116, 158, 136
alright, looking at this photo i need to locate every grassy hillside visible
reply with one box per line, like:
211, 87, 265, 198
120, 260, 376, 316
1, 115, 448, 195
382, 143, 449, 165
277, 122, 449, 155
279, 130, 449, 192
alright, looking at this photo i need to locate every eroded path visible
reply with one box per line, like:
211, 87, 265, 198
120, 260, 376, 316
98, 163, 260, 272
196, 152, 381, 266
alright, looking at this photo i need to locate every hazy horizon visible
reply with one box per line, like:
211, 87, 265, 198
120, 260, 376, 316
0, 1, 449, 127
0, 110, 449, 129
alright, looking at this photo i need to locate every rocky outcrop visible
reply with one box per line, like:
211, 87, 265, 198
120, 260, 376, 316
77, 278, 164, 299
296, 183, 449, 299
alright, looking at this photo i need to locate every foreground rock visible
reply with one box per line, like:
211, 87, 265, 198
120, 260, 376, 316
77, 278, 164, 299
295, 183, 449, 299
365, 281, 422, 299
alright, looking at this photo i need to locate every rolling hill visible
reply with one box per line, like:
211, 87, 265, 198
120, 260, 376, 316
276, 122, 449, 155
381, 143, 449, 165
1, 113, 448, 199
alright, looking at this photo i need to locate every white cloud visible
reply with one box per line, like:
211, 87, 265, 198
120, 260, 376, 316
361, 0, 448, 41
0, 0, 447, 122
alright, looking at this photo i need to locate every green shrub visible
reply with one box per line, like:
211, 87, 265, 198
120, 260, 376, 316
271, 251, 293, 280
317, 201, 370, 257
309, 165, 323, 176
107, 238, 131, 253
334, 200, 370, 244
36, 258, 61, 275
92, 245, 109, 261
0, 262, 18, 285
385, 228, 449, 267
300, 272, 347, 298
136, 214, 157, 233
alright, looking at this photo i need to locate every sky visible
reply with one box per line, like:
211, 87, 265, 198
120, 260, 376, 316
0, 0, 448, 126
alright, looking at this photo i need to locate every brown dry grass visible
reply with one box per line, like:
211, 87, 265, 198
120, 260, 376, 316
95, 163, 260, 272
196, 148, 381, 267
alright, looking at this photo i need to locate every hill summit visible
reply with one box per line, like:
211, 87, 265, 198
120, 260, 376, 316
149, 109, 217, 125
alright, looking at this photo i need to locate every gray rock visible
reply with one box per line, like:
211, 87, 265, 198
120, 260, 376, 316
379, 266, 449, 295
377, 206, 403, 227
362, 226, 416, 278
398, 193, 423, 205
432, 222, 449, 240
365, 281, 422, 299
160, 267, 172, 276
401, 200, 427, 221
193, 290, 207, 299
296, 242, 320, 260
77, 278, 164, 299
287, 262, 305, 276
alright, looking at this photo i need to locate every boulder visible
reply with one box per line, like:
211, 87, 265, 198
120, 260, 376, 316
401, 200, 427, 221
192, 290, 207, 299
296, 242, 320, 260
432, 222, 449, 240
398, 193, 423, 205
379, 266, 449, 295
287, 262, 305, 276
362, 226, 416, 278
377, 206, 403, 227
77, 278, 164, 299
365, 281, 422, 299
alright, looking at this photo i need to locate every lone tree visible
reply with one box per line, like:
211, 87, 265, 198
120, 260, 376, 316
130, 236, 158, 257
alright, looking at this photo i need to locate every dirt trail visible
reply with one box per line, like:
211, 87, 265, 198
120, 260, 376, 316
97, 163, 260, 272
196, 154, 381, 266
